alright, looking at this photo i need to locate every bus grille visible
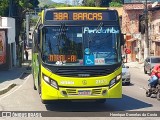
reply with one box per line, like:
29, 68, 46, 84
92, 88, 102, 95
66, 89, 77, 95
66, 88, 102, 96
55, 68, 112, 77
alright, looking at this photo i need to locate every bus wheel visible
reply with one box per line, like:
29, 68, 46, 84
38, 74, 41, 94
33, 75, 37, 90
96, 99, 106, 104
32, 70, 37, 90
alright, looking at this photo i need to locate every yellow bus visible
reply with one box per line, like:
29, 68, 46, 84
32, 7, 124, 104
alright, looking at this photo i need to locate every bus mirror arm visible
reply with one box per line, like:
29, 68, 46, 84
37, 44, 41, 52
120, 34, 125, 46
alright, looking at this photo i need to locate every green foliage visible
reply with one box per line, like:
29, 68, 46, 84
109, 1, 122, 7
82, 0, 95, 7
0, 0, 39, 44
38, 0, 54, 7
48, 3, 72, 8
30, 17, 38, 27
82, 0, 122, 7
109, 0, 122, 7
39, 0, 72, 8
0, 0, 9, 16
112, 0, 122, 3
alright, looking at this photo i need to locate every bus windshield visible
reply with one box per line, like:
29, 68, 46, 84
42, 26, 121, 66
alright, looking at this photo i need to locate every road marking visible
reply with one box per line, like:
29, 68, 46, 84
0, 74, 31, 100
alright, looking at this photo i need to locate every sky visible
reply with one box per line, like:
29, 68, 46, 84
52, 0, 82, 5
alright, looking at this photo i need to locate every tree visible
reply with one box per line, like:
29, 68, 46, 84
0, 0, 39, 66
48, 3, 72, 8
0, 0, 39, 44
0, 0, 9, 16
12, 0, 39, 44
82, 0, 95, 7
109, 0, 122, 7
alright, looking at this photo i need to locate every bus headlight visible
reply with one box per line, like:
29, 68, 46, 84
109, 74, 121, 88
110, 79, 116, 88
50, 80, 59, 89
43, 74, 59, 90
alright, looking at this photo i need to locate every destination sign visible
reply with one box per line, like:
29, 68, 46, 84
45, 10, 117, 21
48, 54, 77, 62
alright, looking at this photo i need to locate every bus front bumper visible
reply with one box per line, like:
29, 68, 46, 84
41, 80, 122, 100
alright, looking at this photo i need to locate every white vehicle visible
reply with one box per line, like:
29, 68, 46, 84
122, 64, 131, 85
144, 56, 160, 74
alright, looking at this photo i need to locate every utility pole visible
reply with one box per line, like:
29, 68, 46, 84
9, 0, 13, 17
26, 14, 30, 47
144, 0, 149, 60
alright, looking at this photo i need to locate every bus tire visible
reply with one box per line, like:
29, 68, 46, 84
37, 73, 48, 104
38, 73, 41, 94
33, 75, 37, 90
32, 68, 37, 90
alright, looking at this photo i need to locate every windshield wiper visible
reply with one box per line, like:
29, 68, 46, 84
96, 22, 103, 32
88, 22, 103, 48
56, 23, 66, 53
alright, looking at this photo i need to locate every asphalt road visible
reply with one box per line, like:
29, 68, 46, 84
0, 67, 160, 120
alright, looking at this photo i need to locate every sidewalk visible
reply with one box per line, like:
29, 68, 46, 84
0, 49, 32, 95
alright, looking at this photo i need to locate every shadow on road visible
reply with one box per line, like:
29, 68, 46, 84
0, 60, 31, 83
122, 83, 134, 86
45, 94, 152, 113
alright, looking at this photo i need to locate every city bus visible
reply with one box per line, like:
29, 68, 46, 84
32, 7, 124, 104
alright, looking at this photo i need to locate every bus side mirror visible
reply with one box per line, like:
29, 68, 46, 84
120, 34, 125, 46
37, 24, 44, 52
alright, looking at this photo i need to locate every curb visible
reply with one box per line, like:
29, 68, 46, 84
0, 83, 16, 95
0, 63, 31, 96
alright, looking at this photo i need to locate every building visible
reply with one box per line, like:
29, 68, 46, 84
122, 2, 144, 62
149, 6, 160, 56
122, 0, 160, 62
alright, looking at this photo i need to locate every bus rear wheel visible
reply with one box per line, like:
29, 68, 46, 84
32, 70, 37, 90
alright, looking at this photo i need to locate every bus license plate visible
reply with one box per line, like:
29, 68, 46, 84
78, 90, 91, 95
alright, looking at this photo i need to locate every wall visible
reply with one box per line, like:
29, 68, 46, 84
1, 17, 15, 44
0, 17, 16, 68
122, 4, 144, 62
149, 9, 160, 56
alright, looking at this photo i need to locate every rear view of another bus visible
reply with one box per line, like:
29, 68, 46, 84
32, 7, 124, 104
